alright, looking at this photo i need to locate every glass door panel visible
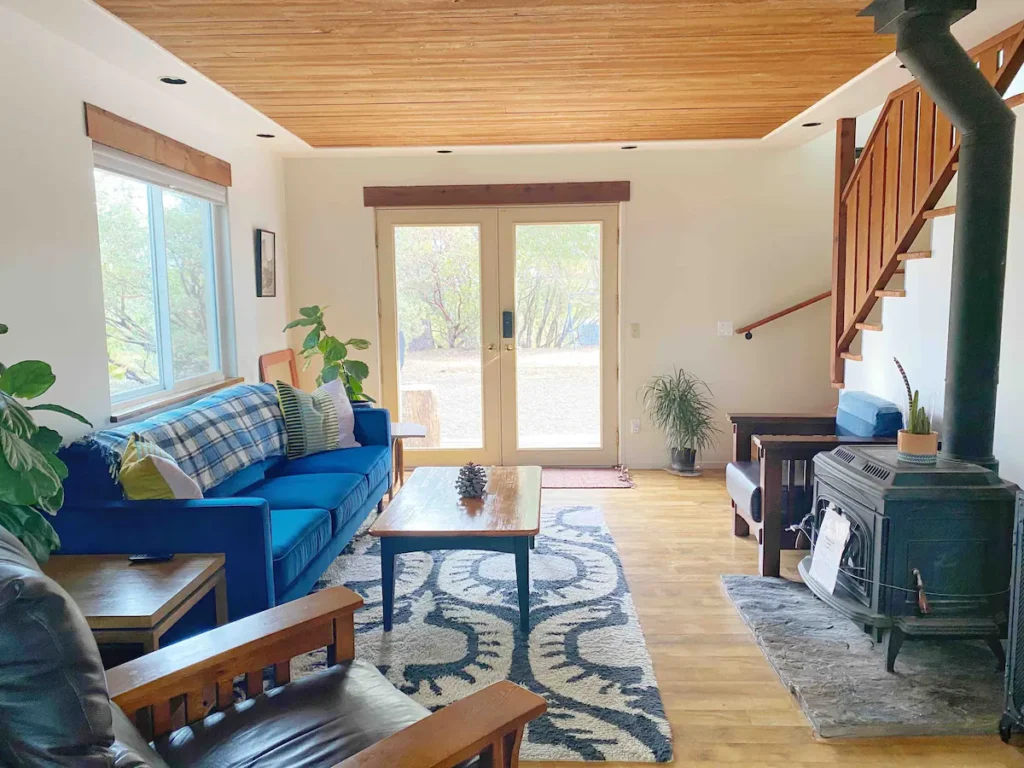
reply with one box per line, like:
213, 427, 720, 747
376, 209, 500, 467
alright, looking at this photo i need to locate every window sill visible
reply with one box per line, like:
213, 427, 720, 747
110, 377, 245, 424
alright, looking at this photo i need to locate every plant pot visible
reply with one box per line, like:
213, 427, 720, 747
897, 429, 939, 464
668, 447, 701, 477
351, 400, 373, 409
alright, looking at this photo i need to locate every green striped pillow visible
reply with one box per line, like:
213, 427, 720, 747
274, 381, 341, 459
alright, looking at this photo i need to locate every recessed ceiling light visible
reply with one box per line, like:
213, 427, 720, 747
159, 76, 187, 85
621, 145, 638, 150
256, 133, 275, 138
802, 121, 823, 128
437, 149, 453, 154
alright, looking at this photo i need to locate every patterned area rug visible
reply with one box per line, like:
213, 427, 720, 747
541, 467, 635, 489
722, 575, 1005, 738
293, 505, 672, 762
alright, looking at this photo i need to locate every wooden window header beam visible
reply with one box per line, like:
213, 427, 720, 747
363, 181, 629, 208
84, 104, 232, 188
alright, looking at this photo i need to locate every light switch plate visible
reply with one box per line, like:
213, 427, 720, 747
717, 321, 734, 337
630, 419, 641, 434
630, 322, 641, 339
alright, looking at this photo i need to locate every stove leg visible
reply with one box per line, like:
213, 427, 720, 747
883, 627, 905, 673
988, 637, 1007, 671
866, 625, 883, 643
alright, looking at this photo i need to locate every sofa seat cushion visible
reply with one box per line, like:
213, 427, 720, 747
242, 473, 368, 533
156, 660, 430, 768
270, 509, 333, 594
272, 446, 392, 491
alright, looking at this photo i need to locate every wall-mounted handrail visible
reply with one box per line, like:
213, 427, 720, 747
736, 291, 831, 340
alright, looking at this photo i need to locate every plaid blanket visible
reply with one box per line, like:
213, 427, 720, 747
85, 383, 286, 492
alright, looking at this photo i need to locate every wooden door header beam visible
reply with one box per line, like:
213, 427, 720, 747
363, 182, 630, 208
84, 104, 232, 187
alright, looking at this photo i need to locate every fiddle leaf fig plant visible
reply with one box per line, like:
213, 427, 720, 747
283, 305, 374, 402
0, 323, 91, 562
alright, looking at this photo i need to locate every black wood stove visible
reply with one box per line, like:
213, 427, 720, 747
799, 445, 1016, 670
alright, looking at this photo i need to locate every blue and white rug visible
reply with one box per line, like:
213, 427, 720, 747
294, 505, 672, 762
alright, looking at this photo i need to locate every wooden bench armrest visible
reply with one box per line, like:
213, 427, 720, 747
753, 434, 895, 460
729, 414, 838, 461
338, 681, 547, 768
107, 587, 363, 715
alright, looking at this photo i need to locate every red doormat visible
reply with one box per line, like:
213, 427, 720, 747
541, 466, 635, 489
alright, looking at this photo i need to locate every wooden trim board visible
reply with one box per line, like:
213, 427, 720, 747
84, 104, 232, 187
364, 182, 630, 208
110, 377, 244, 423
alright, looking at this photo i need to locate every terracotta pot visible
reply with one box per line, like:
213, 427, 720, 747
897, 429, 939, 464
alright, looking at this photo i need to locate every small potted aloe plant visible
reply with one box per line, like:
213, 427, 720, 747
894, 358, 938, 464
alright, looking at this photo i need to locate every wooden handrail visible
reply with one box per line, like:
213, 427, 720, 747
830, 19, 1024, 387
736, 291, 831, 339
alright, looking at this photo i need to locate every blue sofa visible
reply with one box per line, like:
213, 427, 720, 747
53, 384, 392, 623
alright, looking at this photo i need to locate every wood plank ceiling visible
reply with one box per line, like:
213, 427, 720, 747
96, 1, 894, 148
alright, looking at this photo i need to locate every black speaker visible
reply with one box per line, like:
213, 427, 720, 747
1001, 491, 1024, 742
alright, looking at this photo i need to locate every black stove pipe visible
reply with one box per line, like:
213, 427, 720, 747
861, 0, 1016, 469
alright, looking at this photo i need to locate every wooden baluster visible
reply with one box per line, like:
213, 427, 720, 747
883, 105, 901, 252
916, 91, 936, 196
830, 117, 856, 386
245, 669, 263, 699
934, 108, 954, 171
978, 47, 1000, 83
869, 142, 886, 283
275, 661, 292, 687
898, 93, 919, 240
844, 194, 858, 329
856, 171, 871, 308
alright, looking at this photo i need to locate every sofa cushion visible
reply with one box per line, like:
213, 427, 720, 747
112, 703, 171, 768
156, 660, 430, 768
242, 473, 368, 533
205, 461, 266, 498
0, 527, 114, 766
270, 509, 333, 594
836, 390, 903, 437
272, 446, 391, 491
726, 461, 762, 522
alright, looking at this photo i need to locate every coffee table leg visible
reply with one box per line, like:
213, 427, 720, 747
529, 536, 535, 550
514, 536, 530, 635
381, 539, 396, 632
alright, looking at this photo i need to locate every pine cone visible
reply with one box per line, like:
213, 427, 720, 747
456, 462, 488, 498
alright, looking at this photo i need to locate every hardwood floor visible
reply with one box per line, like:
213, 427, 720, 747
528, 469, 1024, 767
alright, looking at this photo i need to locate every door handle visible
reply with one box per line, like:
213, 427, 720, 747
505, 344, 514, 352
487, 343, 496, 351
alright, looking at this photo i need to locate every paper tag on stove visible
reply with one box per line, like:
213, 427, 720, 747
809, 504, 851, 595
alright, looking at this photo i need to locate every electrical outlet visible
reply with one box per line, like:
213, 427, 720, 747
630, 322, 641, 339
717, 321, 734, 337
630, 419, 641, 434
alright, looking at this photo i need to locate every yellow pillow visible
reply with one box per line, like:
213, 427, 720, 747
118, 434, 203, 501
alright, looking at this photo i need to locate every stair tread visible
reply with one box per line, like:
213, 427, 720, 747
923, 205, 956, 219
840, 352, 863, 361
897, 250, 931, 261
876, 289, 906, 298
856, 322, 883, 332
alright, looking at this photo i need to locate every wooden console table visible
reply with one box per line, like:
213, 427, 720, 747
42, 553, 227, 653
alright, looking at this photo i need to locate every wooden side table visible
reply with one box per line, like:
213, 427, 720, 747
42, 553, 227, 653
389, 421, 427, 499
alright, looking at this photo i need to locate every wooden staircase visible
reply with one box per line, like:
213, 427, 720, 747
830, 20, 1024, 388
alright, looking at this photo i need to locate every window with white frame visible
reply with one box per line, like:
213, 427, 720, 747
92, 147, 234, 403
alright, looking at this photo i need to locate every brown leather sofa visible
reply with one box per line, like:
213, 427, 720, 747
0, 526, 545, 767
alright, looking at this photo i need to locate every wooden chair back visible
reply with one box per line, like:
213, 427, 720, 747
259, 349, 299, 387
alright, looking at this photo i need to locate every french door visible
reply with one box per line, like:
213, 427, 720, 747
376, 204, 618, 467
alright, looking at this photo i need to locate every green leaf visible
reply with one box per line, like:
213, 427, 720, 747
343, 360, 369, 381
282, 317, 317, 331
0, 392, 38, 439
0, 502, 60, 563
26, 404, 91, 427
344, 338, 371, 351
299, 306, 321, 319
36, 484, 64, 515
302, 328, 320, 351
323, 338, 348, 365
321, 363, 341, 383
0, 432, 61, 506
28, 426, 61, 455
42, 451, 68, 483
0, 323, 7, 335
0, 361, 56, 400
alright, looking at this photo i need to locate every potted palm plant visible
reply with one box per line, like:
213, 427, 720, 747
640, 369, 720, 476
894, 357, 938, 464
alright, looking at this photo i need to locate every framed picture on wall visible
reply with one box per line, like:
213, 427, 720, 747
255, 229, 276, 297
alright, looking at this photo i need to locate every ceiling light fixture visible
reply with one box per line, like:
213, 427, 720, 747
256, 133, 275, 138
802, 121, 823, 128
437, 149, 453, 154
159, 76, 187, 85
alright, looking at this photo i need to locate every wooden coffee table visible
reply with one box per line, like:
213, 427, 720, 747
42, 553, 227, 653
370, 466, 541, 634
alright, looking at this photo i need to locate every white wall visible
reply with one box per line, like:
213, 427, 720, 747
845, 107, 1024, 484
0, 6, 290, 438
284, 136, 841, 468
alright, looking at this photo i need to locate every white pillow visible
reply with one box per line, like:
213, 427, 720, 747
317, 379, 361, 449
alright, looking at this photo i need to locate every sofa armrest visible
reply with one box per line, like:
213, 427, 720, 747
353, 407, 392, 447
51, 498, 274, 621
107, 587, 363, 722
337, 681, 547, 768
728, 413, 837, 462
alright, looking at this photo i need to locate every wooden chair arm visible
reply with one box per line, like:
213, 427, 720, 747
337, 681, 546, 768
753, 434, 895, 461
107, 587, 363, 717
729, 414, 837, 461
